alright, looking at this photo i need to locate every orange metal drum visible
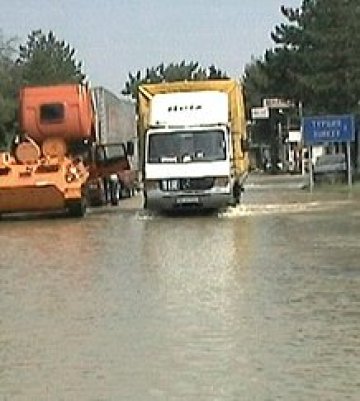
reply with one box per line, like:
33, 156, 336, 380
20, 84, 94, 143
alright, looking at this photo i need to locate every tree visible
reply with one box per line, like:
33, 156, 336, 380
297, 0, 360, 113
122, 61, 228, 99
244, 0, 360, 115
266, 0, 360, 114
0, 31, 20, 147
243, 57, 270, 112
17, 30, 85, 86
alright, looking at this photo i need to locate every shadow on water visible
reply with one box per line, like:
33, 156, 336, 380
160, 207, 218, 218
0, 210, 70, 222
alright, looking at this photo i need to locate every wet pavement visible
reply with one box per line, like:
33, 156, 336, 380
0, 174, 359, 400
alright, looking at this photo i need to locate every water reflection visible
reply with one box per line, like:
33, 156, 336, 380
138, 216, 255, 398
0, 190, 359, 400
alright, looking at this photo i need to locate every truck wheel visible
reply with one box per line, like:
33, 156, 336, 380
228, 196, 237, 207
233, 182, 242, 205
110, 180, 121, 206
123, 187, 131, 198
143, 192, 148, 209
68, 196, 87, 217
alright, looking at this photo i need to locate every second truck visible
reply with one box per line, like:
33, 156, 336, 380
137, 79, 249, 211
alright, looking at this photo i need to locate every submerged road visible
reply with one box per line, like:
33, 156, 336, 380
0, 174, 359, 400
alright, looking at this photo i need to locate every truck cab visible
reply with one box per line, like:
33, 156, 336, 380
144, 124, 234, 209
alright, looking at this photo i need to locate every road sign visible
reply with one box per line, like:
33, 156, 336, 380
302, 114, 355, 145
251, 106, 269, 119
263, 98, 294, 109
288, 130, 301, 143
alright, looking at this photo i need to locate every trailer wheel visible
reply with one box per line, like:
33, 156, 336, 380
123, 187, 131, 198
110, 180, 121, 206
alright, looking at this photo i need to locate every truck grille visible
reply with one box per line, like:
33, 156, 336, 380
180, 178, 214, 190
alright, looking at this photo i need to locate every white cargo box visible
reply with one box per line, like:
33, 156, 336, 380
150, 91, 228, 127
92, 86, 136, 145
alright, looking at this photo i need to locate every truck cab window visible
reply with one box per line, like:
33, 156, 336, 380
40, 103, 65, 124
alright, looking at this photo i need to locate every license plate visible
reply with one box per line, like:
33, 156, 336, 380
176, 196, 199, 204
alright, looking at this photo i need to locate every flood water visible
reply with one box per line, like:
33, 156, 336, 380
1, 174, 359, 400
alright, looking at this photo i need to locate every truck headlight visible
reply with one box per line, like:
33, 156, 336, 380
145, 180, 159, 191
214, 176, 229, 187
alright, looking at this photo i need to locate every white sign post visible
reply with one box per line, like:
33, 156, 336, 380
251, 107, 269, 120
346, 141, 352, 188
263, 98, 294, 109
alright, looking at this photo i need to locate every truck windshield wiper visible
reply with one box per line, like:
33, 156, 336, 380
181, 154, 192, 163
160, 156, 178, 163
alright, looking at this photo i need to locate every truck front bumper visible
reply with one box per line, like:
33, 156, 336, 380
145, 189, 233, 211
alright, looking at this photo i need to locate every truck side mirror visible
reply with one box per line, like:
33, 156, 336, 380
126, 141, 134, 156
241, 137, 250, 152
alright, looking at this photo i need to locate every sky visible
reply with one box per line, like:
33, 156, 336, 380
0, 0, 301, 96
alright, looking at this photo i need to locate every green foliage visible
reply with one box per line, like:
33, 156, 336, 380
122, 61, 228, 99
0, 31, 20, 147
0, 29, 86, 147
244, 0, 360, 115
243, 57, 270, 112
17, 30, 85, 85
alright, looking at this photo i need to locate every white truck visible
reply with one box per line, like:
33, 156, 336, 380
137, 80, 249, 210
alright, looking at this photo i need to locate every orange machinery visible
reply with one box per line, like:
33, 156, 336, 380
0, 84, 92, 217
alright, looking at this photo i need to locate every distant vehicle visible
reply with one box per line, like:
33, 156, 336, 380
302, 146, 324, 173
137, 80, 249, 211
313, 153, 347, 183
88, 87, 138, 206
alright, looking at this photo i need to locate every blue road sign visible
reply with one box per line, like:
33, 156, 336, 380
302, 114, 355, 145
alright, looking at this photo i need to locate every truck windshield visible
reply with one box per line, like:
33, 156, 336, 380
148, 130, 226, 163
